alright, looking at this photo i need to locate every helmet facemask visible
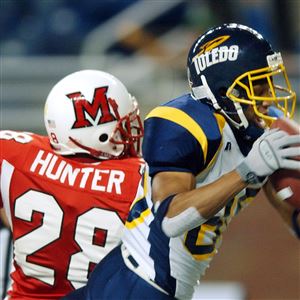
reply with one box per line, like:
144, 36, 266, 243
226, 52, 296, 128
107, 97, 144, 158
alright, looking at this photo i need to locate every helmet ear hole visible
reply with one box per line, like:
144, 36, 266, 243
99, 133, 109, 143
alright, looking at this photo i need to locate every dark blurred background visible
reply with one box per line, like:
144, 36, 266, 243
1, 1, 299, 299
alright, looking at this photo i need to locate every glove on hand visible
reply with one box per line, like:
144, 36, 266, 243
237, 128, 300, 186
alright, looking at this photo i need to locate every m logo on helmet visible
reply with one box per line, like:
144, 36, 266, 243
67, 87, 116, 129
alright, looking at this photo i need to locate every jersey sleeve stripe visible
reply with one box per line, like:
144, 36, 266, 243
146, 107, 208, 163
125, 205, 152, 229
129, 167, 149, 210
0, 160, 14, 229
199, 113, 225, 171
213, 113, 226, 132
126, 169, 153, 229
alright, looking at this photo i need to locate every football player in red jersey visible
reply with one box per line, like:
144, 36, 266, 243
0, 69, 144, 299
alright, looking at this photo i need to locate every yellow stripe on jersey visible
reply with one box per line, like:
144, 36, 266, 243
192, 250, 218, 260
129, 169, 149, 210
195, 223, 216, 245
125, 207, 152, 229
213, 112, 226, 132
183, 223, 218, 261
193, 223, 218, 260
229, 197, 239, 218
146, 107, 209, 163
239, 195, 255, 209
125, 170, 152, 229
196, 113, 225, 177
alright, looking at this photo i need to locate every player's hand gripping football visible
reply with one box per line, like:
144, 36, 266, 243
237, 129, 300, 186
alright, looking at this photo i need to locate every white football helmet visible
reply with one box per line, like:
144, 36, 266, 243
44, 70, 143, 160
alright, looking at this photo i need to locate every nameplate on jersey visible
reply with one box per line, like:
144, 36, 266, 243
29, 150, 125, 194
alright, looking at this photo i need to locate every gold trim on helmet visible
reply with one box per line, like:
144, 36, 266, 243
226, 57, 296, 125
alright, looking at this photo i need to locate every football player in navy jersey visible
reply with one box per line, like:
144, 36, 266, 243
64, 24, 300, 300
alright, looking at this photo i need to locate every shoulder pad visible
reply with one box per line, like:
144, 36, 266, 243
143, 95, 225, 176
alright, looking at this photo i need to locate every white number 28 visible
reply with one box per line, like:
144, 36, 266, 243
14, 190, 123, 288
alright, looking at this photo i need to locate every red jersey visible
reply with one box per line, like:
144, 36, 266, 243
0, 130, 145, 299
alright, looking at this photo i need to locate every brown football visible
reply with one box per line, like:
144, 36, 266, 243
269, 118, 300, 208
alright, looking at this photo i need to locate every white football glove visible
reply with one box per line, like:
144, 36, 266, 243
237, 128, 300, 186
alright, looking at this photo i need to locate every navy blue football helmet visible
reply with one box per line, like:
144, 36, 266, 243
187, 23, 296, 130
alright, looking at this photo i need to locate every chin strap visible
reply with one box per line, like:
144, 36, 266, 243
191, 75, 221, 110
68, 136, 121, 160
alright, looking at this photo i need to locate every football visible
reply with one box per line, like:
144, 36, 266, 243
269, 117, 300, 208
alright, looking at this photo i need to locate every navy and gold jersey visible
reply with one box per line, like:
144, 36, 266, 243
123, 94, 261, 299
142, 93, 224, 177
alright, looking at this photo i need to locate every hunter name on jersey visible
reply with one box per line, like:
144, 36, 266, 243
30, 150, 126, 193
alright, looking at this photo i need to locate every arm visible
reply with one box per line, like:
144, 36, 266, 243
153, 129, 300, 237
152, 170, 246, 219
263, 180, 300, 239
0, 208, 10, 229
